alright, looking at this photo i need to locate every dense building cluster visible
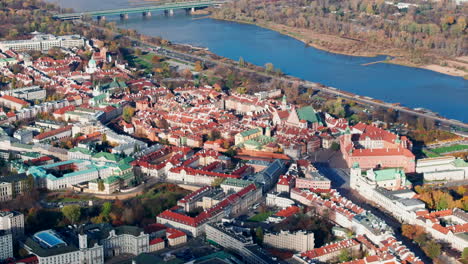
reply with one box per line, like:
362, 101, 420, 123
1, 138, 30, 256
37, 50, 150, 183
0, 32, 465, 264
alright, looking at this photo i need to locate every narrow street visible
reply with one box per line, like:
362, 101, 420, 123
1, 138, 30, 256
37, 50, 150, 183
315, 164, 432, 264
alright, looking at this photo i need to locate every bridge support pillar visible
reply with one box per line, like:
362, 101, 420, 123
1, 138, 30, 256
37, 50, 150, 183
191, 7, 195, 13
143, 11, 152, 17
169, 9, 174, 16
120, 14, 129, 19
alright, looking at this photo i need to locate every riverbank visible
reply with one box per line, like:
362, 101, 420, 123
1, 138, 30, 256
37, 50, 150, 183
211, 16, 468, 79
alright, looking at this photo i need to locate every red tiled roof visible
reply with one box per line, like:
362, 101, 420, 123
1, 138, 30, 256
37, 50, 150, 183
432, 224, 449, 234
275, 206, 300, 218
301, 239, 359, 259
34, 125, 72, 140
166, 228, 186, 239
144, 223, 167, 234
149, 237, 164, 245
0, 95, 29, 106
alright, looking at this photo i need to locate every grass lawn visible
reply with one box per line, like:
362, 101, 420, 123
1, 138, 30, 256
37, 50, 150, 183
422, 149, 440, 158
248, 211, 273, 222
431, 144, 468, 154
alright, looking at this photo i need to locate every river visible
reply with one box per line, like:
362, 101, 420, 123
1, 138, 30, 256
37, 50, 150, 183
48, 0, 468, 123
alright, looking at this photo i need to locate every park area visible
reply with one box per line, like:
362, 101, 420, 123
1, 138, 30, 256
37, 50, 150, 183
430, 144, 468, 155
248, 211, 273, 222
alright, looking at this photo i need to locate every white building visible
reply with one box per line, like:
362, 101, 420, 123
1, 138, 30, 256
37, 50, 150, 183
264, 230, 314, 252
13, 129, 33, 144
28, 159, 129, 190
417, 157, 468, 182
23, 230, 104, 264
1, 86, 46, 101
266, 193, 295, 209
0, 211, 24, 239
0, 231, 13, 261
0, 33, 85, 52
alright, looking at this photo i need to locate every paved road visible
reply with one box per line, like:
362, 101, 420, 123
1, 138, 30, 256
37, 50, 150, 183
315, 164, 432, 263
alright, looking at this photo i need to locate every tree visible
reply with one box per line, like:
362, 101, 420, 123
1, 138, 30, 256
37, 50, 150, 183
423, 241, 441, 259
151, 55, 162, 64
211, 177, 225, 187
26, 174, 35, 191
122, 106, 135, 123
194, 61, 205, 72
61, 205, 81, 224
338, 249, 352, 262
101, 202, 112, 219
239, 57, 245, 67
330, 142, 340, 151
265, 62, 274, 73
462, 247, 468, 260
98, 179, 105, 192
255, 227, 264, 245
457, 186, 466, 196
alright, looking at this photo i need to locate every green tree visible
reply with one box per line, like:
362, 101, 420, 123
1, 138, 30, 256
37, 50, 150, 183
462, 247, 468, 260
98, 179, 105, 192
338, 249, 352, 262
423, 241, 441, 259
255, 227, 264, 245
101, 202, 112, 219
26, 174, 35, 191
61, 205, 81, 224
331, 142, 340, 151
122, 106, 135, 123
239, 57, 245, 67
265, 63, 274, 73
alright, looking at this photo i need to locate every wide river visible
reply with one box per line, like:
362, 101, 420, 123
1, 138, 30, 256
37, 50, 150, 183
48, 0, 468, 122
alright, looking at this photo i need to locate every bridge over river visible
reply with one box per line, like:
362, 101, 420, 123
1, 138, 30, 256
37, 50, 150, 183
53, 1, 225, 20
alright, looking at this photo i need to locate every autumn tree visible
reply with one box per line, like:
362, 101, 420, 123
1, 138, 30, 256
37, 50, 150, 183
122, 106, 135, 123
194, 61, 205, 72
265, 62, 274, 73
423, 241, 441, 259
61, 205, 81, 224
151, 55, 162, 64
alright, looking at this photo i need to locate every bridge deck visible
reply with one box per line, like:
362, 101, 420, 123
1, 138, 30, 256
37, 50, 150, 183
54, 1, 223, 19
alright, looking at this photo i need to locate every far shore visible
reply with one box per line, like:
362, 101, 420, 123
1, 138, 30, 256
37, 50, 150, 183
210, 16, 468, 79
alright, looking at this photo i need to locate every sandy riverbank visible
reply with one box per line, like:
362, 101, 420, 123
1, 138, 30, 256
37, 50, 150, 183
211, 16, 468, 78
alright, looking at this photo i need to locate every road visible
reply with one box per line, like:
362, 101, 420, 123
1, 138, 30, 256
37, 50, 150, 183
315, 164, 432, 263
76, 20, 468, 130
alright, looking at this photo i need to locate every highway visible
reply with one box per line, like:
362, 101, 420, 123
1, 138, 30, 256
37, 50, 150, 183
80, 21, 468, 130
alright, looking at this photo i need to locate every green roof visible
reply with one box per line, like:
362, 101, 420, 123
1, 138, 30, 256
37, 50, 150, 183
118, 163, 132, 171
221, 178, 253, 188
21, 152, 41, 158
244, 139, 262, 148
297, 106, 320, 123
93, 152, 119, 162
373, 168, 405, 182
453, 158, 468, 168
240, 128, 262, 137
92, 94, 106, 102
102, 79, 127, 90
119, 156, 135, 164
69, 147, 92, 155
0, 58, 16, 62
